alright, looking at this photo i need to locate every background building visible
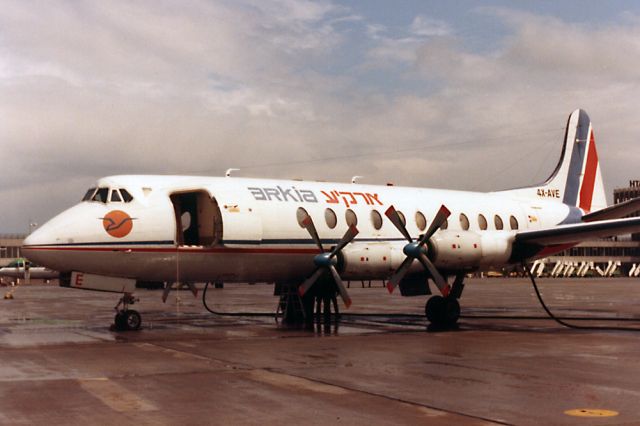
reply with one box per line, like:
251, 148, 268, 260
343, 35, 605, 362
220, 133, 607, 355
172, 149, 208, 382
614, 180, 640, 241
0, 234, 26, 267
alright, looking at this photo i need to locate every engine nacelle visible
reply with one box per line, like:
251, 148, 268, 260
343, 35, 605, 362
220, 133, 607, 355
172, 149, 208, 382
340, 242, 408, 279
430, 230, 513, 270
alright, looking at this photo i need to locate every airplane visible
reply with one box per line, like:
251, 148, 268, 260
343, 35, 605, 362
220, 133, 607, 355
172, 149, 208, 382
0, 258, 59, 285
21, 109, 640, 330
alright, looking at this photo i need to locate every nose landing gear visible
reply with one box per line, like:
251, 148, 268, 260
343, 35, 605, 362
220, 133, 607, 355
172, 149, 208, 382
112, 293, 141, 331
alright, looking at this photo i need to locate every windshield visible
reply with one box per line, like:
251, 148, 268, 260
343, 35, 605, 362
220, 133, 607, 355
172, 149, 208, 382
82, 188, 96, 201
92, 187, 109, 203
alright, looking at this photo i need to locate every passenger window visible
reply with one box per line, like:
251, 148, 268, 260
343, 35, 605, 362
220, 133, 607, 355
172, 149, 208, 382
82, 188, 96, 201
296, 207, 309, 227
440, 218, 448, 230
459, 213, 470, 230
92, 187, 109, 203
478, 214, 488, 230
396, 210, 406, 226
415, 211, 427, 231
371, 210, 383, 230
325, 208, 337, 229
110, 190, 122, 202
345, 209, 358, 226
120, 189, 134, 202
510, 215, 519, 230
494, 215, 504, 230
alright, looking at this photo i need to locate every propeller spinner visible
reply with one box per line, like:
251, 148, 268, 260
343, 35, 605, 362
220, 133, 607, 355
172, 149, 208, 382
385, 205, 451, 297
298, 214, 359, 308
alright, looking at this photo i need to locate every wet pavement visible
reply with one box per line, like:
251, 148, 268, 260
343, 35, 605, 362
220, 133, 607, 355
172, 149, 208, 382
1, 278, 640, 425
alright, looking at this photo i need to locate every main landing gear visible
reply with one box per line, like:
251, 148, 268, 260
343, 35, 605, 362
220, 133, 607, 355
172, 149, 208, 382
424, 273, 465, 329
112, 293, 142, 331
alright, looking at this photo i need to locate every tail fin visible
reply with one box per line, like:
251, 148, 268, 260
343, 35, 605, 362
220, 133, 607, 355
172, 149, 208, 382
501, 109, 607, 213
544, 109, 606, 212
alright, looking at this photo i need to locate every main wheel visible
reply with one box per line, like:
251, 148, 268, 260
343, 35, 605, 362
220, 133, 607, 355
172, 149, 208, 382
425, 296, 460, 327
442, 298, 460, 326
125, 310, 142, 331
425, 296, 445, 324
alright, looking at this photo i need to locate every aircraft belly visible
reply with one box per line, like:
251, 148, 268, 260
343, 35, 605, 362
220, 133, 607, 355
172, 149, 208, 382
36, 248, 317, 283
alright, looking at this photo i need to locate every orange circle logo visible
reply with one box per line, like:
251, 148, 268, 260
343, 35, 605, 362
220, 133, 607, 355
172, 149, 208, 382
102, 210, 134, 238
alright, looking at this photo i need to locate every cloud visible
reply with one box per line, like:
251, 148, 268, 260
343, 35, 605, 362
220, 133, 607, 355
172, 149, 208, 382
1, 3, 640, 232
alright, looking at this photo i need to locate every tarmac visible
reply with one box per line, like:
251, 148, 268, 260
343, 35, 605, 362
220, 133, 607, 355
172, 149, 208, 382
1, 277, 640, 425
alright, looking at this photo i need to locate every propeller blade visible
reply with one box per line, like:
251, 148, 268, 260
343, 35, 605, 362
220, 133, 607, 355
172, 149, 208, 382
329, 225, 359, 258
419, 204, 451, 246
387, 256, 414, 293
329, 265, 352, 308
384, 206, 413, 243
417, 253, 450, 297
162, 282, 172, 303
298, 268, 324, 297
301, 216, 324, 253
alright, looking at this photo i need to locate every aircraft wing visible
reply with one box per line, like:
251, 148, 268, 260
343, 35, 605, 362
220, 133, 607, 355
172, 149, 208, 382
515, 216, 640, 246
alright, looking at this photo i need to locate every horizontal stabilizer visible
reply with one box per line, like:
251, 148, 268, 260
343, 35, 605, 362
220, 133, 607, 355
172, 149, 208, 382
515, 216, 640, 246
582, 197, 640, 222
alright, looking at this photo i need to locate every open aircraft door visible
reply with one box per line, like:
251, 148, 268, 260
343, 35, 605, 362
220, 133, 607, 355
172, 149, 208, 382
170, 190, 223, 247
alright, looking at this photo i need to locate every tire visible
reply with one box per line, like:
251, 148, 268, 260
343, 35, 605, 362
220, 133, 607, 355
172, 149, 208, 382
425, 296, 460, 327
443, 298, 460, 325
425, 296, 445, 325
125, 310, 142, 331
114, 312, 127, 331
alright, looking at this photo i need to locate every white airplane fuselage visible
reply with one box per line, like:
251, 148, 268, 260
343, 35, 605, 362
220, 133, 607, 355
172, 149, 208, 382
22, 174, 573, 284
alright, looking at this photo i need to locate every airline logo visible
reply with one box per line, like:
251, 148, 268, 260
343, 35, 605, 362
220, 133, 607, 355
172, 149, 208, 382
101, 210, 134, 238
248, 186, 383, 208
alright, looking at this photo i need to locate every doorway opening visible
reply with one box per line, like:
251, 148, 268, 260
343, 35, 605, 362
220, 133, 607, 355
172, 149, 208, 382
170, 191, 222, 246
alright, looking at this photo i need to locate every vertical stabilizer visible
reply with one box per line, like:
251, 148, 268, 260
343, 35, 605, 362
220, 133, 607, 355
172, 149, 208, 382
544, 109, 606, 212
502, 109, 607, 213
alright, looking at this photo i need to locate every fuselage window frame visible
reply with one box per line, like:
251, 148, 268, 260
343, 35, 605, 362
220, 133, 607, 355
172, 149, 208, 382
460, 213, 470, 231
371, 209, 383, 230
325, 208, 337, 229
415, 211, 427, 231
478, 214, 488, 230
509, 215, 519, 230
345, 209, 358, 227
494, 214, 504, 230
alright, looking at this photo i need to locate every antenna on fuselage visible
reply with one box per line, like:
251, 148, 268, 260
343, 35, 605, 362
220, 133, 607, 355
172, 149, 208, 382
225, 168, 240, 177
351, 176, 364, 184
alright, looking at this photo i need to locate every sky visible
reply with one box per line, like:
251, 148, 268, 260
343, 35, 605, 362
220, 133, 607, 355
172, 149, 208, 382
1, 0, 640, 233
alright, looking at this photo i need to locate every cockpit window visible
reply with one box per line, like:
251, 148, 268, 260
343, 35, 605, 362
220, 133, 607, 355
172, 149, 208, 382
92, 187, 109, 203
120, 189, 134, 203
82, 188, 96, 201
110, 189, 122, 202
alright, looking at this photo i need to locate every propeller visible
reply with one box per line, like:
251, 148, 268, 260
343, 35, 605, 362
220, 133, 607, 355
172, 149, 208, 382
384, 205, 451, 297
298, 214, 359, 308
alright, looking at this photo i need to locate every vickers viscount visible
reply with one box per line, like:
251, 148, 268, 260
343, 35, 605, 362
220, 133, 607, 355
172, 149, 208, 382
22, 110, 640, 330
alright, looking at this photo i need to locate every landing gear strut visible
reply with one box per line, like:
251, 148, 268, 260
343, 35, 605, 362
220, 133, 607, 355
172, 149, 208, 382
425, 273, 465, 329
113, 293, 141, 331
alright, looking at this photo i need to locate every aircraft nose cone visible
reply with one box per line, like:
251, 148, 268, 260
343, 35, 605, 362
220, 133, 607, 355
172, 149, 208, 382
21, 223, 55, 266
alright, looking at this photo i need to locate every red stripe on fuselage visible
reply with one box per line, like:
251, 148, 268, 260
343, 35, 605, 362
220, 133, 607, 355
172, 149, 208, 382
579, 130, 598, 213
23, 246, 320, 255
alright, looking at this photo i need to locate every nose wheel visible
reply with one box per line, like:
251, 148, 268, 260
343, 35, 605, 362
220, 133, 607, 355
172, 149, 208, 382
112, 293, 142, 331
